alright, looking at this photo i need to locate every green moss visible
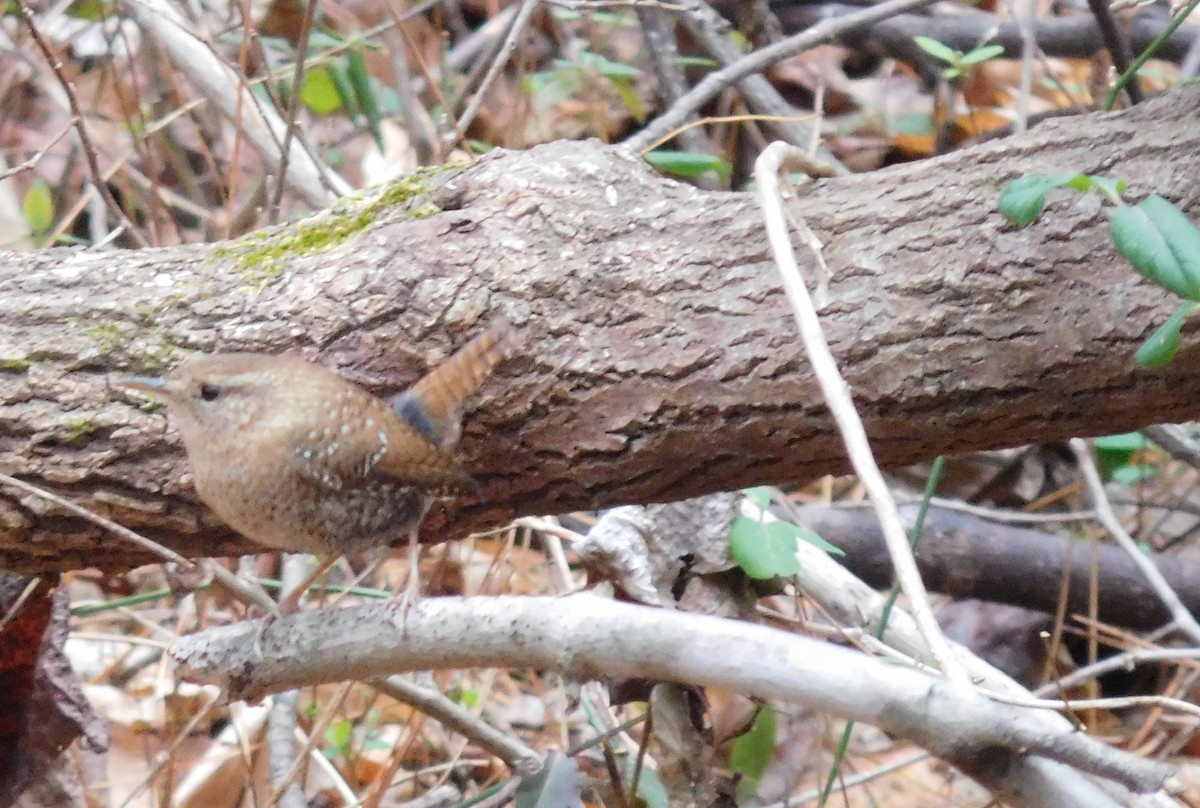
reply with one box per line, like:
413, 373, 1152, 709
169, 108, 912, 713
64, 416, 98, 446
213, 164, 457, 290
138, 398, 165, 414
1, 358, 31, 372
72, 320, 127, 355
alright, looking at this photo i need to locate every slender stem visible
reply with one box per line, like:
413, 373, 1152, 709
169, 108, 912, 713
1105, 0, 1200, 110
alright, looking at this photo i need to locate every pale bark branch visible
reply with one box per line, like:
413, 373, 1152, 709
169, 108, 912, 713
168, 594, 1179, 797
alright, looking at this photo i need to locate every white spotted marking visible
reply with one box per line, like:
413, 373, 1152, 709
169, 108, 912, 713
341, 424, 350, 434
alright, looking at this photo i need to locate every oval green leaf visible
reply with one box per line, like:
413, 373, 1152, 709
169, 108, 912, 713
797, 526, 845, 557
23, 178, 54, 234
729, 517, 801, 580
1111, 202, 1200, 299
300, 67, 342, 115
1138, 196, 1200, 295
998, 174, 1077, 227
645, 150, 732, 180
347, 48, 385, 152
960, 44, 1005, 65
1135, 302, 1197, 369
730, 707, 777, 799
913, 35, 959, 63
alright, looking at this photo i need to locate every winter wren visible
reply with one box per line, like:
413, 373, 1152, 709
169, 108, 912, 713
120, 325, 511, 558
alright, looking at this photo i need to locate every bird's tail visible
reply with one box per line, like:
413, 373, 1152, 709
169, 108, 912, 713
392, 321, 514, 448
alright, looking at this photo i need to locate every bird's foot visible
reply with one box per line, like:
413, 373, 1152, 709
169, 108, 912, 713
250, 604, 285, 658
385, 570, 422, 634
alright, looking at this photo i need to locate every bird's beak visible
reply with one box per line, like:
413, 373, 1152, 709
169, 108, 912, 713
118, 376, 169, 395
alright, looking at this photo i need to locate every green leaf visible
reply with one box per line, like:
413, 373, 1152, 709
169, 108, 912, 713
327, 62, 361, 118
1139, 196, 1200, 292
626, 760, 669, 808
743, 486, 772, 509
324, 720, 353, 754
729, 517, 801, 580
1094, 432, 1146, 453
578, 50, 642, 78
610, 78, 647, 122
960, 44, 1005, 64
644, 150, 731, 180
1094, 431, 1145, 479
22, 178, 53, 234
67, 0, 108, 20
730, 707, 777, 799
1111, 463, 1157, 485
306, 30, 348, 51
1111, 198, 1200, 300
913, 35, 960, 64
1135, 302, 1197, 369
347, 48, 385, 152
299, 67, 342, 115
797, 526, 845, 557
674, 55, 719, 69
998, 173, 1078, 227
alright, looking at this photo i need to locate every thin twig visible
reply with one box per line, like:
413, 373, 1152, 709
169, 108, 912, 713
983, 689, 1200, 720
457, 0, 538, 137
269, 0, 322, 222
636, 6, 705, 150
624, 0, 939, 153
1069, 437, 1200, 643
121, 0, 350, 207
371, 675, 543, 775
268, 556, 311, 808
0, 578, 44, 635
754, 142, 968, 685
0, 471, 277, 614
0, 119, 75, 181
15, 0, 148, 247
761, 750, 931, 808
1086, 0, 1143, 103
266, 681, 356, 807
0, 471, 192, 566
677, 0, 843, 170
1144, 423, 1200, 468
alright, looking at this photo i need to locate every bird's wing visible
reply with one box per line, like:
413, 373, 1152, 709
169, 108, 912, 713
293, 395, 477, 496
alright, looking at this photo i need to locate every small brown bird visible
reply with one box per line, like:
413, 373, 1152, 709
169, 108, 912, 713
121, 323, 511, 613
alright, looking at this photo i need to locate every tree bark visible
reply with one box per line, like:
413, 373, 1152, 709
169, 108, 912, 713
4, 84, 1200, 573
798, 504, 1200, 631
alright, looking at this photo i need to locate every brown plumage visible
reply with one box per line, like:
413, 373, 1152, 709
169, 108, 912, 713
121, 324, 511, 557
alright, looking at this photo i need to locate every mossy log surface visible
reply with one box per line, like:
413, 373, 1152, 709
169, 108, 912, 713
4, 86, 1200, 572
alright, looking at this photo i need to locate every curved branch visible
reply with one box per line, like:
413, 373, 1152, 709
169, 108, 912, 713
774, 5, 1195, 66
169, 594, 1178, 796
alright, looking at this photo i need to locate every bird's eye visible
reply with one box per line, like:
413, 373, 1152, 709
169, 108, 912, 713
199, 383, 222, 402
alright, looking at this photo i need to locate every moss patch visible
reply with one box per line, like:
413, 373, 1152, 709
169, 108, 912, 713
63, 416, 98, 446
1, 358, 31, 373
214, 164, 458, 290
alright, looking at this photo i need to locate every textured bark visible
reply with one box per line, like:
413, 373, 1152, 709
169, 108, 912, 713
3, 85, 1200, 573
799, 505, 1200, 631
